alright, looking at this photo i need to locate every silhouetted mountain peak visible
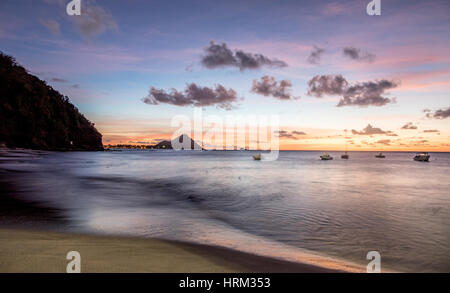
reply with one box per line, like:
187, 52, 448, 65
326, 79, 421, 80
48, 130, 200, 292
153, 134, 203, 150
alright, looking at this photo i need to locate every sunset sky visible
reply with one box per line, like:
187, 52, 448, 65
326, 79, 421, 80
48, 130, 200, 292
1, 0, 449, 151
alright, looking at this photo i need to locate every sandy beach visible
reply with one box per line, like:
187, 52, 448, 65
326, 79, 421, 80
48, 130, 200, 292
0, 228, 340, 273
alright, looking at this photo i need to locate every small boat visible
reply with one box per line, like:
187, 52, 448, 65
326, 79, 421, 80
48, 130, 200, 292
320, 153, 333, 160
375, 152, 385, 158
341, 130, 349, 159
253, 153, 262, 160
414, 152, 430, 162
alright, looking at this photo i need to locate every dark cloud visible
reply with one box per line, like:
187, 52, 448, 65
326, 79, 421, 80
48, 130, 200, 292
51, 78, 68, 83
423, 129, 440, 133
39, 19, 61, 35
376, 139, 391, 145
401, 122, 417, 130
75, 3, 118, 38
337, 80, 398, 107
201, 41, 287, 71
342, 47, 376, 63
307, 74, 398, 107
292, 131, 307, 135
425, 106, 450, 119
307, 46, 325, 65
276, 130, 307, 139
411, 139, 429, 146
307, 74, 348, 97
251, 76, 298, 100
72, 84, 80, 88
201, 42, 235, 69
276, 130, 295, 139
351, 124, 396, 136
129, 141, 153, 145
142, 83, 238, 110
152, 138, 166, 143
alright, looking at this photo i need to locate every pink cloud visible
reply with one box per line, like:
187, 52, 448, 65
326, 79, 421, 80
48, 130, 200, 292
322, 2, 348, 16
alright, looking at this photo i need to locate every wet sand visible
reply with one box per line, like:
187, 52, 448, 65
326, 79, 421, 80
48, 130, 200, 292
0, 229, 341, 273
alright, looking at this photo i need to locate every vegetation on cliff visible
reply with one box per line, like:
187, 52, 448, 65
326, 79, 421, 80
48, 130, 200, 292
0, 52, 103, 150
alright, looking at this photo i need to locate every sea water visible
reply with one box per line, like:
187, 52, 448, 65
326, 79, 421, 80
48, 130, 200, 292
1, 150, 449, 272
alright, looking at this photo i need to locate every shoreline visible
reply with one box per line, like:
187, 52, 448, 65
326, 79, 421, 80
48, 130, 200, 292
0, 228, 346, 273
2, 148, 448, 153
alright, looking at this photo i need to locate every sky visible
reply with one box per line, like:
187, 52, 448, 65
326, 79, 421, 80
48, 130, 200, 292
1, 0, 449, 151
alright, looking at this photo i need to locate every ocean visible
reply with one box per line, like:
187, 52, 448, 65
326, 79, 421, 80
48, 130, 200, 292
0, 149, 449, 272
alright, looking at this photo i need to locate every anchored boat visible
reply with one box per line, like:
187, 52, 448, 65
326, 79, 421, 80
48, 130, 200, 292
341, 130, 349, 159
320, 153, 333, 160
414, 152, 430, 162
375, 152, 385, 158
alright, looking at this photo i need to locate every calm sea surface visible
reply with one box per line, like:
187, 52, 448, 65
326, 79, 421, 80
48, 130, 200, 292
1, 150, 449, 272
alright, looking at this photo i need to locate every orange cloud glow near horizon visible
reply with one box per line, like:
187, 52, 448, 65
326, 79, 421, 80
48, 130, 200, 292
100, 126, 450, 152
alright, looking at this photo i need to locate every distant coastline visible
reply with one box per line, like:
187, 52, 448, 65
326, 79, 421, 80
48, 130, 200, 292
105, 134, 204, 151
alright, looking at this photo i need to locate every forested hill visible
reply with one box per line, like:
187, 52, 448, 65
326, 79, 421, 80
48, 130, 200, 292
0, 52, 103, 151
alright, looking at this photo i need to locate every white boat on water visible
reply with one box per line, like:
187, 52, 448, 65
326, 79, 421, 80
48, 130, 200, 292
320, 153, 333, 160
253, 153, 261, 160
414, 152, 430, 162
